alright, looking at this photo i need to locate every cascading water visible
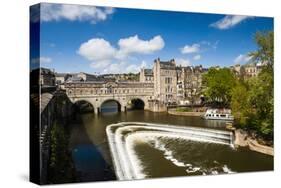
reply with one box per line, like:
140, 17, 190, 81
106, 122, 235, 180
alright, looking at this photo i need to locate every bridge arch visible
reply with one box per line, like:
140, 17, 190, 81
73, 99, 95, 113
100, 99, 123, 113
127, 98, 145, 110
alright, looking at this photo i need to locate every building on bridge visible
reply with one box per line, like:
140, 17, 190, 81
65, 58, 207, 113
140, 68, 154, 83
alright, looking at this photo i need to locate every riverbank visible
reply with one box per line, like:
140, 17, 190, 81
233, 129, 274, 156
167, 108, 205, 117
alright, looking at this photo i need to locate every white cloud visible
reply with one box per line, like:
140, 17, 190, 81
234, 54, 252, 64
40, 4, 114, 24
101, 61, 145, 74
180, 44, 200, 54
78, 35, 164, 73
90, 60, 111, 69
31, 56, 52, 64
193, 55, 201, 61
210, 15, 252, 30
77, 38, 116, 61
117, 35, 164, 58
175, 58, 191, 67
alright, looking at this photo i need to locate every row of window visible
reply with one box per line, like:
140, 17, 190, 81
68, 88, 152, 95
145, 76, 153, 81
165, 85, 173, 93
165, 77, 173, 84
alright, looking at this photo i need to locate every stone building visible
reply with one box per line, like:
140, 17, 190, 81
40, 68, 56, 87
76, 72, 97, 81
231, 61, 268, 78
153, 58, 178, 104
230, 64, 241, 76
140, 68, 154, 83
174, 65, 206, 105
55, 73, 72, 89
55, 73, 71, 85
65, 58, 207, 112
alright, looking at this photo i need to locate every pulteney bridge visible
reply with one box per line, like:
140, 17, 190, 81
65, 81, 155, 114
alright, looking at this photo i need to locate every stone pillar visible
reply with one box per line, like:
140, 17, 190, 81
121, 105, 127, 112
94, 107, 100, 114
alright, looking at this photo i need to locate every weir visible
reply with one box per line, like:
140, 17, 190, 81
106, 122, 234, 180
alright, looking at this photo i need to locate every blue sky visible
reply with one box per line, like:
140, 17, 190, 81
34, 3, 273, 74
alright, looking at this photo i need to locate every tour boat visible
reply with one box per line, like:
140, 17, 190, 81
203, 109, 234, 121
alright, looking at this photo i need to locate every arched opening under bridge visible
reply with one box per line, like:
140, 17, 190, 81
127, 98, 145, 110
100, 99, 121, 114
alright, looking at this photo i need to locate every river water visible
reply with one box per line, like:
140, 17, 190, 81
69, 109, 273, 181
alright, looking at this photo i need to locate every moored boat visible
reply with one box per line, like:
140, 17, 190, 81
203, 109, 234, 121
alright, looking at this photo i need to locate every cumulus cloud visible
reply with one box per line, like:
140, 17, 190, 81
175, 58, 191, 67
180, 44, 200, 54
101, 61, 146, 74
234, 54, 253, 64
78, 35, 164, 73
117, 35, 164, 58
77, 35, 165, 74
90, 60, 111, 69
210, 15, 252, 30
78, 38, 116, 61
193, 54, 201, 61
31, 56, 52, 64
40, 3, 114, 24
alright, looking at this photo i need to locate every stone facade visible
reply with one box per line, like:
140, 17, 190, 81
231, 62, 268, 78
65, 81, 154, 113
65, 58, 207, 112
140, 68, 154, 83
40, 68, 56, 86
153, 58, 178, 104
151, 59, 205, 105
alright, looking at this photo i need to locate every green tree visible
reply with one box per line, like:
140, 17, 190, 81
230, 80, 251, 126
249, 31, 274, 67
230, 31, 274, 140
248, 31, 273, 139
247, 67, 273, 138
203, 68, 236, 106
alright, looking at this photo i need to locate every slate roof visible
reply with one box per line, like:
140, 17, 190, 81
144, 69, 153, 75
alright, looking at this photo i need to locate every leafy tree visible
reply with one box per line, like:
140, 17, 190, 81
247, 67, 273, 138
230, 80, 251, 126
247, 31, 273, 139
249, 31, 274, 67
230, 31, 274, 140
203, 68, 236, 106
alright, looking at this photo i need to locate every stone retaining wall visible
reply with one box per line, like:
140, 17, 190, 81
167, 110, 204, 117
234, 129, 274, 156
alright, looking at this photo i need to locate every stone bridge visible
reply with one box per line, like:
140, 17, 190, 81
65, 81, 156, 114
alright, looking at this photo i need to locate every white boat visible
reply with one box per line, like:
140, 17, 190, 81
203, 109, 234, 121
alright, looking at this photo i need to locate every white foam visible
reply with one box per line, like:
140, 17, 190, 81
222, 165, 235, 174
125, 132, 207, 177
106, 122, 234, 180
